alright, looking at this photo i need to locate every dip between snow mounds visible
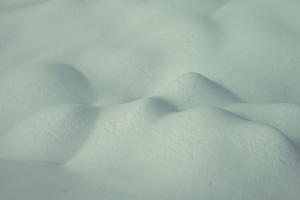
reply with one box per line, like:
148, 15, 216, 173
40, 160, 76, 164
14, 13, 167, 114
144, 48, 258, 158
227, 103, 300, 150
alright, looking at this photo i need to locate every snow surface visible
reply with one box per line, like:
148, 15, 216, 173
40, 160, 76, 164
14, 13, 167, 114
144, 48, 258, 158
1, 0, 300, 199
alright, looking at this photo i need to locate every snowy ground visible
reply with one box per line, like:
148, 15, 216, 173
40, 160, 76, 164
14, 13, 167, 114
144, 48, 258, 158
1, 0, 300, 199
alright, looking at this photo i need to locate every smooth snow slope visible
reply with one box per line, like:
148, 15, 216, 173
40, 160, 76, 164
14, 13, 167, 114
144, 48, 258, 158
0, 0, 300, 199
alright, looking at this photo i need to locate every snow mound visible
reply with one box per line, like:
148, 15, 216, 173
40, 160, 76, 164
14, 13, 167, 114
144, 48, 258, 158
1, 0, 300, 199
0, 104, 98, 163
153, 72, 242, 110
0, 63, 95, 134
67, 106, 300, 199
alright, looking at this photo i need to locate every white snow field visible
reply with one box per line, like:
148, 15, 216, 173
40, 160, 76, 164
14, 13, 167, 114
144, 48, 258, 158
1, 0, 300, 199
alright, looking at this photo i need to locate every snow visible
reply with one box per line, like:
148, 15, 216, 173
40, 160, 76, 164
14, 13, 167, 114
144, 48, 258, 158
0, 0, 300, 199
